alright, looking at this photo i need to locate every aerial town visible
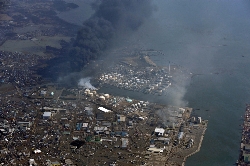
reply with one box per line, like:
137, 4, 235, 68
0, 0, 208, 166
238, 105, 250, 165
0, 79, 207, 166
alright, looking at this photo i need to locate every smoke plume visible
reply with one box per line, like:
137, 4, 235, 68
68, 0, 155, 70
78, 77, 97, 90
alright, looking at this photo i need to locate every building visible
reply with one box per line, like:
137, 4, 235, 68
94, 126, 108, 134
243, 151, 250, 163
29, 159, 37, 166
51, 161, 61, 166
117, 115, 126, 122
191, 117, 196, 123
98, 107, 111, 113
197, 117, 202, 124
82, 123, 88, 128
128, 121, 133, 126
18, 121, 32, 131
157, 137, 170, 145
154, 127, 165, 136
43, 112, 51, 119
121, 138, 129, 149
147, 147, 164, 153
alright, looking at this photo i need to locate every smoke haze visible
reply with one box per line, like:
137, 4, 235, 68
78, 77, 97, 90
56, 1, 250, 165
70, 0, 155, 69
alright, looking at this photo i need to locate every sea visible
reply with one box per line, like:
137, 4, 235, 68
57, 0, 250, 166
58, 0, 250, 165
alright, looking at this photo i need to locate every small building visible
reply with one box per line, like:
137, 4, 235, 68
243, 152, 250, 163
85, 107, 94, 116
29, 159, 37, 166
147, 147, 164, 153
102, 122, 112, 127
245, 144, 250, 152
99, 96, 105, 101
51, 161, 61, 166
82, 123, 88, 128
157, 137, 170, 145
197, 117, 202, 124
94, 126, 108, 134
18, 121, 32, 131
63, 131, 70, 135
121, 138, 129, 149
76, 123, 82, 130
98, 107, 112, 113
64, 159, 74, 165
40, 90, 47, 96
104, 94, 110, 98
33, 149, 41, 154
128, 121, 133, 126
191, 117, 196, 123
96, 113, 105, 121
155, 127, 165, 136
117, 115, 126, 122
43, 112, 51, 119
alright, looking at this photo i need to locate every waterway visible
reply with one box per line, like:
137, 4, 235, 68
58, 0, 250, 165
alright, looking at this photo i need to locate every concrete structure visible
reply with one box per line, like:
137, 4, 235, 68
51, 161, 61, 166
43, 112, 51, 119
147, 147, 164, 153
99, 96, 105, 101
117, 115, 126, 122
155, 127, 165, 136
197, 117, 202, 124
104, 94, 110, 98
121, 138, 129, 148
98, 107, 112, 113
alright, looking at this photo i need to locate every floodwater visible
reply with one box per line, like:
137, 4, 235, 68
58, 0, 250, 165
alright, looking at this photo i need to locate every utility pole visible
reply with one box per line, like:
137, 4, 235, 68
168, 61, 171, 74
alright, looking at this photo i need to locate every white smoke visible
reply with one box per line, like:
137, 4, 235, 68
78, 77, 97, 90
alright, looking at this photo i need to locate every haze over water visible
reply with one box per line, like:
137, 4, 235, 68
135, 1, 250, 165
59, 0, 250, 165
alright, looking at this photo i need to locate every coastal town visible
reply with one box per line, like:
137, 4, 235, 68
0, 0, 208, 166
0, 81, 207, 166
0, 49, 208, 166
238, 105, 250, 165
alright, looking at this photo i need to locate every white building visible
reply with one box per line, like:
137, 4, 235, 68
154, 127, 165, 136
43, 112, 51, 119
197, 117, 202, 124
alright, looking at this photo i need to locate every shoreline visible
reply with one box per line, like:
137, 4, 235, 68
182, 124, 207, 166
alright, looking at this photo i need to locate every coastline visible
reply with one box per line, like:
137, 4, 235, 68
182, 123, 207, 166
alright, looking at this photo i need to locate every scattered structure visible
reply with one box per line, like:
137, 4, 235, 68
238, 105, 250, 165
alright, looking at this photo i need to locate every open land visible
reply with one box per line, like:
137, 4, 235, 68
1, 35, 71, 56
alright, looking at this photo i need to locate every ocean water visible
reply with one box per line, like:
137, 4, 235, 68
148, 1, 250, 165
58, 0, 250, 165
105, 1, 250, 165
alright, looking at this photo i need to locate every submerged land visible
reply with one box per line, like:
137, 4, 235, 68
0, 0, 207, 165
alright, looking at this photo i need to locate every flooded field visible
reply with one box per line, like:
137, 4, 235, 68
1, 35, 71, 56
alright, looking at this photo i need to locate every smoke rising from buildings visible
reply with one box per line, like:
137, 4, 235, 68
78, 77, 97, 90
